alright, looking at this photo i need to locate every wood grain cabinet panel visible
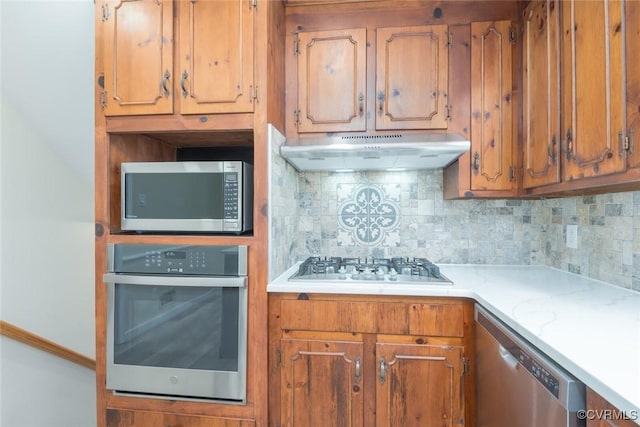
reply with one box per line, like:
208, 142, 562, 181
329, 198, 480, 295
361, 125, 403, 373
626, 0, 640, 171
106, 409, 255, 427
522, 0, 561, 189
560, 0, 627, 181
295, 28, 367, 133
178, 0, 255, 115
375, 25, 449, 130
293, 25, 449, 134
279, 300, 464, 337
101, 0, 174, 116
99, 0, 255, 117
470, 20, 517, 193
586, 388, 639, 427
280, 339, 364, 427
271, 295, 471, 427
375, 343, 464, 427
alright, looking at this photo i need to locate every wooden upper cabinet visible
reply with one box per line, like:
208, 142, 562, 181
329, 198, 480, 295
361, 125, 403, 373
522, 0, 561, 189
561, 0, 627, 181
627, 0, 640, 171
294, 25, 449, 134
375, 343, 463, 427
280, 339, 364, 427
375, 25, 449, 130
470, 20, 516, 192
178, 0, 255, 115
101, 0, 174, 116
295, 28, 367, 133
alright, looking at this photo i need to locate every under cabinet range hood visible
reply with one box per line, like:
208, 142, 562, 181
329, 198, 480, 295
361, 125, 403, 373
279, 133, 470, 172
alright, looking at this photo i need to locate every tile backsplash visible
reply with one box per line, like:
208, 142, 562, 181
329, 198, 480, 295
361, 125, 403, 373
268, 126, 640, 291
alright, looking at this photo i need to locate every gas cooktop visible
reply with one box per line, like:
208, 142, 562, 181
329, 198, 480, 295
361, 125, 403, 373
288, 256, 452, 285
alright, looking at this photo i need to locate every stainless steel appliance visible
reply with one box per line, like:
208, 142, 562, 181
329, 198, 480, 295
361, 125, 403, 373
121, 161, 253, 233
280, 133, 470, 171
287, 256, 452, 285
103, 244, 248, 401
475, 304, 586, 427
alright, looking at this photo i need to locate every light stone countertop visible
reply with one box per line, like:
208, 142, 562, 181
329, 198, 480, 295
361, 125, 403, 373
268, 263, 640, 424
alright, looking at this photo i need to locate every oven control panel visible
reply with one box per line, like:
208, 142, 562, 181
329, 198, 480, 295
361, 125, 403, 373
109, 244, 247, 276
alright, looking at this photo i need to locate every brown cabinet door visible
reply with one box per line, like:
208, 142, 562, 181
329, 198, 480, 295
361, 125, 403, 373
561, 0, 627, 181
296, 28, 367, 133
280, 339, 364, 427
522, 0, 561, 189
470, 20, 516, 192
627, 0, 640, 170
101, 0, 173, 116
178, 0, 254, 115
375, 25, 449, 130
375, 343, 464, 427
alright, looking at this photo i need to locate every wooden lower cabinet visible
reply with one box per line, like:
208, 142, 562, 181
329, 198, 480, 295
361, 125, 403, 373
106, 409, 255, 427
586, 388, 639, 427
376, 343, 464, 427
270, 294, 473, 427
280, 339, 364, 426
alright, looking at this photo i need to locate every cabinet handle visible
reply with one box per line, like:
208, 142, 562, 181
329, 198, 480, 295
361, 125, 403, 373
472, 152, 480, 174
377, 92, 385, 116
161, 70, 171, 98
181, 70, 189, 98
548, 135, 557, 164
563, 128, 573, 160
358, 93, 364, 117
379, 358, 386, 384
354, 356, 361, 383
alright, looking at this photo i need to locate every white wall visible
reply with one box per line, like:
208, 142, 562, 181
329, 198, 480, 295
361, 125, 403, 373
0, 0, 96, 425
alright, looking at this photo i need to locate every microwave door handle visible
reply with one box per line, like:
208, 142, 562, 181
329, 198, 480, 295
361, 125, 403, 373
102, 273, 247, 288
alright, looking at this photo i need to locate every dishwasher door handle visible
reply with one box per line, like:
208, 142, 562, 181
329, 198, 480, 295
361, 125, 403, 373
498, 344, 519, 369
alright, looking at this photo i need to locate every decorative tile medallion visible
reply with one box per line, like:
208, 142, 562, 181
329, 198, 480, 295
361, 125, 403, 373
337, 184, 400, 246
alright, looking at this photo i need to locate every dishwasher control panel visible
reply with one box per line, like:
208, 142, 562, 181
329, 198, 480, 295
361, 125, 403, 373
514, 348, 561, 397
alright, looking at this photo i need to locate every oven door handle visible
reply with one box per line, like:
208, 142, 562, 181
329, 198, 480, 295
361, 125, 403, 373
102, 273, 247, 288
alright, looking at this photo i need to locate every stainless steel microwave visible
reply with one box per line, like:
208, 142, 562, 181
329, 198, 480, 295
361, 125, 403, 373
121, 161, 253, 233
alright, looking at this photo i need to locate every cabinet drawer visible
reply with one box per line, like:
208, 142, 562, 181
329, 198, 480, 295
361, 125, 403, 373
107, 409, 255, 427
280, 300, 464, 337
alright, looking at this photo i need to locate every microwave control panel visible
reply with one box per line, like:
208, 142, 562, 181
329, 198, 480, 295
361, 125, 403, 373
223, 172, 239, 219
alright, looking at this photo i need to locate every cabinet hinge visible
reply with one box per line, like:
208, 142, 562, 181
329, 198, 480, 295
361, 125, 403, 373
447, 31, 453, 49
276, 347, 282, 368
620, 129, 634, 153
252, 85, 259, 103
509, 26, 516, 44
445, 104, 452, 121
293, 38, 300, 56
462, 357, 469, 376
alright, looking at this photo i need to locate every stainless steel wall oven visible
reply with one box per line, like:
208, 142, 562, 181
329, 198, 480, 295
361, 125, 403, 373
103, 244, 248, 402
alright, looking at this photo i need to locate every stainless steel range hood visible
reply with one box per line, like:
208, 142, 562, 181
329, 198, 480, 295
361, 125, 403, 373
280, 133, 470, 172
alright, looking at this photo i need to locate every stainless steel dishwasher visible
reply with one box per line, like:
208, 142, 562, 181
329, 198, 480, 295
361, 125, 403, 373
475, 304, 586, 427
